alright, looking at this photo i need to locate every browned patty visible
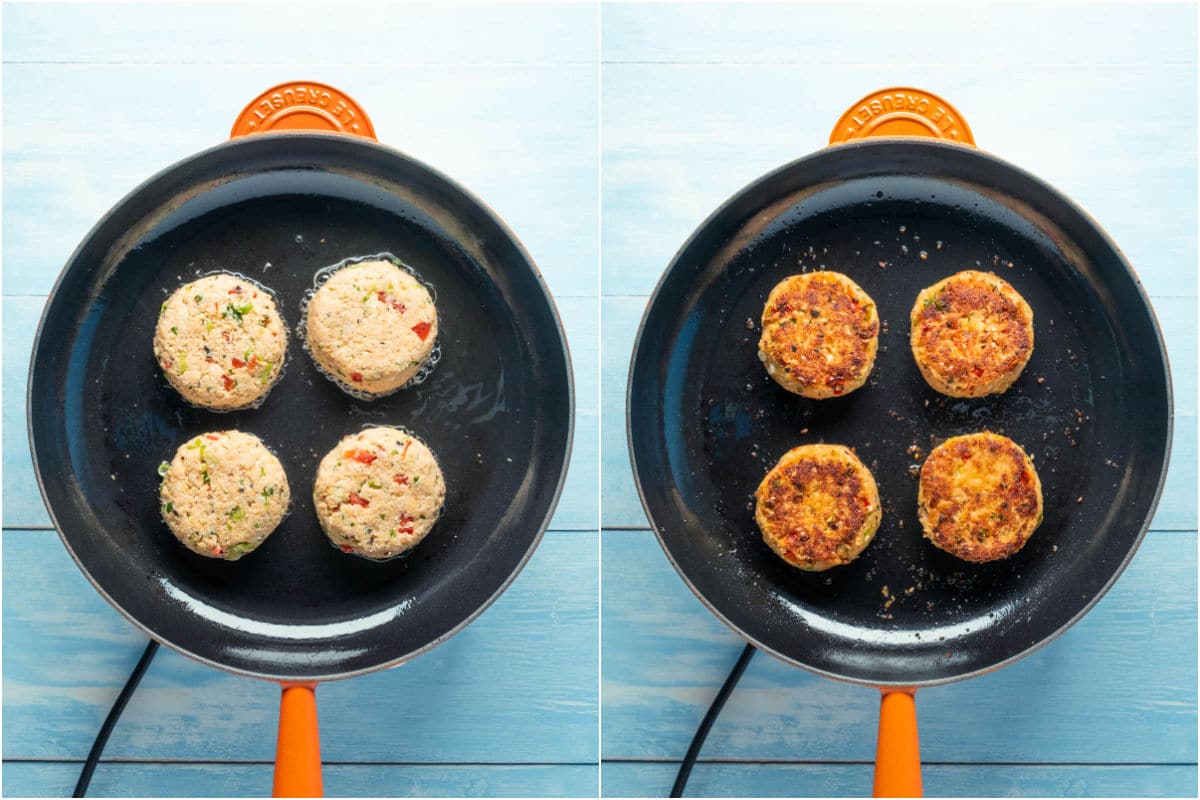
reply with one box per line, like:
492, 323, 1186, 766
755, 444, 882, 571
917, 432, 1043, 562
910, 270, 1034, 397
758, 271, 880, 399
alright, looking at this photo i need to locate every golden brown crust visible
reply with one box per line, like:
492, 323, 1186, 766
910, 271, 1034, 398
758, 272, 880, 399
754, 444, 883, 571
917, 432, 1043, 562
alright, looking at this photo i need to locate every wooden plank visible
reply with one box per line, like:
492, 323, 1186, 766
600, 63, 1196, 299
600, 529, 1197, 764
2, 761, 598, 798
602, 295, 1197, 530
2, 529, 598, 764
600, 762, 1198, 798
601, 2, 1197, 66
2, 62, 599, 300
4, 2, 599, 65
4, 294, 598, 531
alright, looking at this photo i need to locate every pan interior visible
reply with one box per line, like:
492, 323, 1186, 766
32, 137, 572, 680
631, 143, 1169, 685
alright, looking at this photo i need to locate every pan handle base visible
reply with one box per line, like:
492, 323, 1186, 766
274, 684, 324, 797
873, 688, 922, 798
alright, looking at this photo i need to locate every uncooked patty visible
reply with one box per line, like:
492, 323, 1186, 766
313, 426, 447, 559
154, 274, 288, 410
917, 431, 1043, 562
758, 271, 880, 399
755, 444, 882, 571
305, 259, 438, 396
158, 430, 290, 560
910, 270, 1034, 397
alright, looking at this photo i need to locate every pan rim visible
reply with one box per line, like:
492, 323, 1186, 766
625, 136, 1174, 689
28, 131, 576, 683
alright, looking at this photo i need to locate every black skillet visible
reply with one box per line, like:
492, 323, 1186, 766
27, 83, 573, 796
627, 89, 1171, 796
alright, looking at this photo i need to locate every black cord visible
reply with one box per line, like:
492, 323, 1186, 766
73, 639, 160, 798
670, 642, 756, 798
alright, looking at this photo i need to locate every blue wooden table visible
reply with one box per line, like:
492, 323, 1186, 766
600, 2, 1197, 797
2, 3, 598, 797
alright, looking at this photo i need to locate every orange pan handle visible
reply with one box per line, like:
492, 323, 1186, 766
273, 684, 324, 797
830, 87, 975, 147
231, 81, 377, 140
873, 688, 922, 797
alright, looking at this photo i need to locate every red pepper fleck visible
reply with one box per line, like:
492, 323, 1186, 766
376, 291, 407, 314
351, 372, 364, 383
339, 544, 355, 554
212, 546, 224, 555
247, 355, 258, 369
393, 474, 409, 486
222, 375, 236, 391
346, 491, 369, 508
397, 516, 415, 536
231, 357, 246, 368
411, 322, 431, 341
205, 434, 220, 441
344, 449, 378, 465
972, 366, 984, 377
161, 357, 174, 369
401, 440, 412, 460
228, 286, 242, 294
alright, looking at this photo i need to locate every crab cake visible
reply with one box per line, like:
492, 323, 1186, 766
755, 444, 882, 571
154, 274, 287, 410
305, 260, 438, 396
918, 432, 1043, 562
313, 427, 447, 559
758, 271, 880, 399
158, 431, 290, 560
910, 270, 1034, 397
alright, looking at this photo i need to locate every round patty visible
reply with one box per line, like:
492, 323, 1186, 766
313, 426, 447, 559
917, 432, 1043, 562
158, 430, 290, 560
755, 444, 883, 571
154, 274, 288, 410
305, 260, 438, 396
910, 270, 1034, 397
758, 271, 880, 399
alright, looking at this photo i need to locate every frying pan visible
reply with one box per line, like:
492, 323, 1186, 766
28, 82, 573, 797
627, 88, 1171, 796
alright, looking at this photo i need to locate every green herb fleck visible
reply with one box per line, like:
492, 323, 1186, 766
194, 294, 203, 303
170, 326, 178, 335
367, 480, 382, 489
224, 301, 254, 323
230, 506, 245, 521
227, 541, 256, 557
201, 467, 210, 485
157, 461, 170, 477
163, 501, 175, 515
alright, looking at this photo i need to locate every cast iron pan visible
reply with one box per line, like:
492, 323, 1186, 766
29, 91, 572, 794
627, 129, 1171, 789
